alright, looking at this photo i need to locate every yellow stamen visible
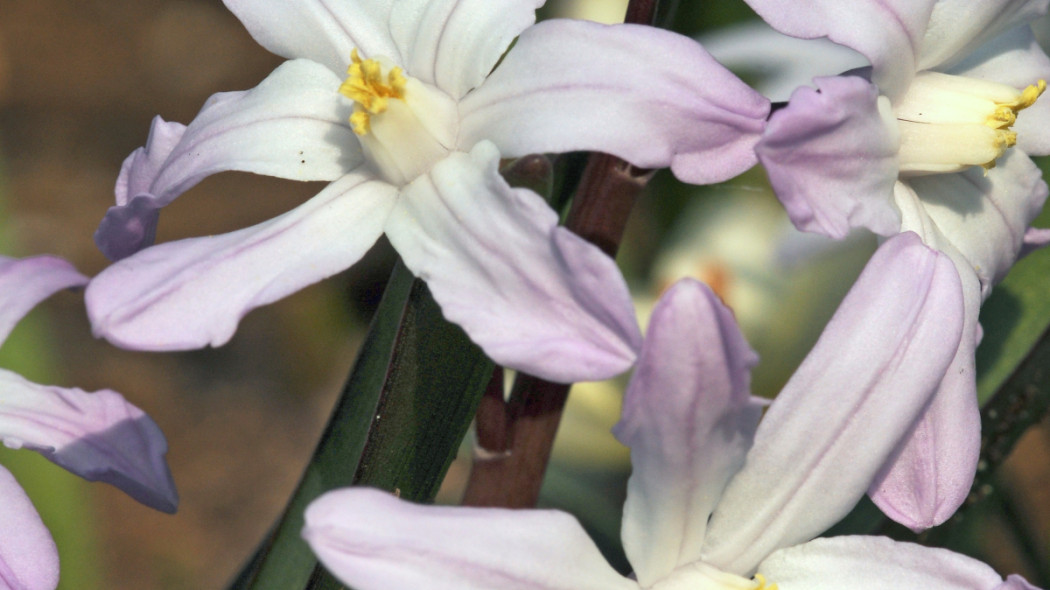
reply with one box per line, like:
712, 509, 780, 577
979, 80, 1044, 170
339, 49, 407, 135
985, 80, 1045, 129
753, 573, 779, 590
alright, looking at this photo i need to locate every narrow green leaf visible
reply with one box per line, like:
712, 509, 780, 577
975, 244, 1050, 404
230, 260, 493, 590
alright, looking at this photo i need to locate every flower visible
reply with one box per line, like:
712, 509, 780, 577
748, 0, 1050, 529
86, 0, 769, 383
299, 233, 1019, 590
0, 255, 177, 590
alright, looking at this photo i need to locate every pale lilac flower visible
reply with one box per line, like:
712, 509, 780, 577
749, 0, 1050, 529
299, 234, 1017, 590
86, 0, 769, 383
0, 255, 177, 590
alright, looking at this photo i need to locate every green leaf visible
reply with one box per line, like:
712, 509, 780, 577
976, 239, 1050, 404
230, 260, 493, 590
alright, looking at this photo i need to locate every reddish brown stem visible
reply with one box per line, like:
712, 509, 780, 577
462, 159, 653, 508
460, 0, 662, 510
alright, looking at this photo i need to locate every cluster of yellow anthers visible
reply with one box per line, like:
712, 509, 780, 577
982, 79, 1046, 168
339, 48, 407, 135
753, 574, 779, 590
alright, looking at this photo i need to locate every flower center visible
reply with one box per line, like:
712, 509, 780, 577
895, 71, 1045, 176
337, 49, 458, 185
339, 49, 408, 136
648, 562, 777, 590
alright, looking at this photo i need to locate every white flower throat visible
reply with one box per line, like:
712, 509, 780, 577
338, 49, 457, 185
647, 562, 778, 590
894, 71, 1046, 176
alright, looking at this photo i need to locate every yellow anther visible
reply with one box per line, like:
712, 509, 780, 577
339, 49, 408, 135
986, 80, 1046, 129
753, 574, 779, 590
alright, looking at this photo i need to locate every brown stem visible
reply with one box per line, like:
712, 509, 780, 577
462, 155, 654, 508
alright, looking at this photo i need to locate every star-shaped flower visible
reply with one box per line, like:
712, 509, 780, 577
748, 0, 1050, 528
86, 0, 769, 383
300, 234, 1021, 590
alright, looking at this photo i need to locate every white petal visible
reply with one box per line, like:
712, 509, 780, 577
303, 488, 637, 590
919, 0, 1049, 71
741, 0, 936, 100
389, 0, 542, 99
0, 256, 86, 344
906, 151, 1048, 296
945, 25, 1050, 156
613, 280, 762, 587
88, 171, 395, 350
97, 59, 361, 261
385, 142, 641, 383
758, 536, 1005, 590
0, 465, 58, 590
699, 21, 867, 102
702, 233, 964, 575
223, 0, 400, 75
459, 20, 769, 184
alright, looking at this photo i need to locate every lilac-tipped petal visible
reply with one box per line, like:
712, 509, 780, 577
946, 25, 1050, 156
385, 142, 641, 383
869, 265, 980, 530
758, 536, 1011, 590
702, 233, 964, 575
96, 59, 359, 261
741, 0, 935, 100
114, 116, 187, 208
458, 20, 769, 185
612, 280, 763, 587
389, 0, 542, 100
757, 75, 902, 239
223, 0, 400, 75
0, 256, 87, 344
919, 0, 1049, 72
0, 465, 58, 590
1021, 226, 1050, 257
0, 371, 177, 513
303, 488, 637, 590
87, 171, 395, 351
906, 151, 1048, 296
870, 183, 986, 530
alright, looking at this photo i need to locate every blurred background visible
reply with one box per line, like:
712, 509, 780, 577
0, 0, 1048, 587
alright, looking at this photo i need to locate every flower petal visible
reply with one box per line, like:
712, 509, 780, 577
741, 0, 936, 100
757, 75, 902, 239
919, 0, 1049, 71
97, 59, 359, 261
302, 488, 637, 590
87, 171, 395, 351
905, 151, 1048, 296
945, 24, 1050, 156
868, 181, 986, 530
701, 233, 964, 575
389, 0, 542, 100
0, 256, 86, 344
0, 371, 177, 513
223, 0, 400, 75
612, 280, 763, 587
458, 20, 769, 185
758, 536, 1008, 590
699, 21, 867, 102
385, 142, 641, 383
0, 465, 58, 590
